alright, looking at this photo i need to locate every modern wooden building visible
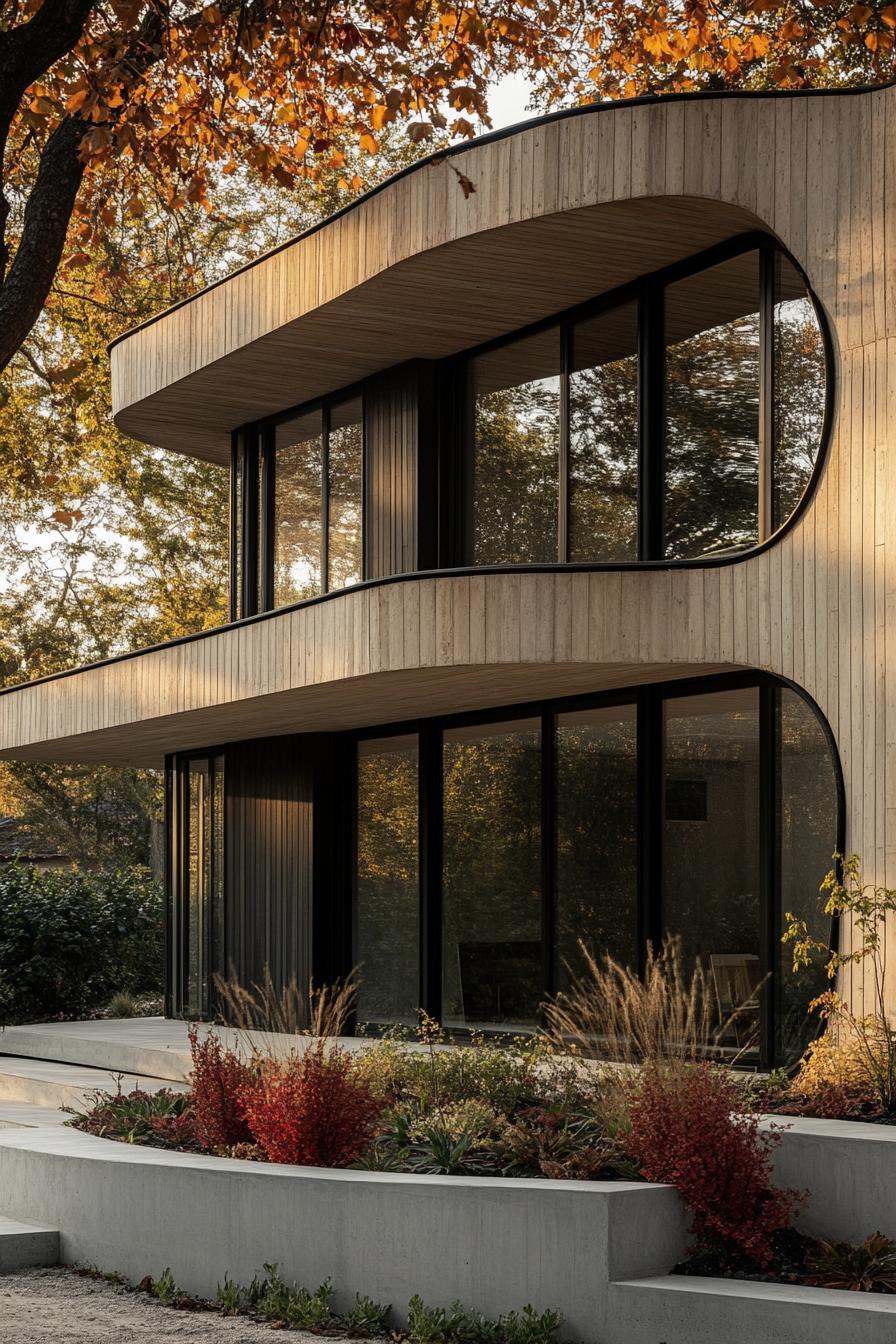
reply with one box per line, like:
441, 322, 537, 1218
4, 81, 889, 1065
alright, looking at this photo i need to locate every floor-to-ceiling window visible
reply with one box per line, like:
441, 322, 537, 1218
353, 674, 840, 1066
172, 753, 224, 1019
356, 735, 419, 1027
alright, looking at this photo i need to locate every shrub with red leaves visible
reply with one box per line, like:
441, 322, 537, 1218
237, 1041, 385, 1167
188, 1024, 254, 1151
149, 1108, 197, 1147
624, 1062, 804, 1265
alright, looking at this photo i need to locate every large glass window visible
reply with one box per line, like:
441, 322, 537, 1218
181, 754, 224, 1020
472, 331, 560, 564
664, 251, 761, 558
327, 397, 363, 590
274, 409, 323, 606
773, 255, 827, 529
663, 688, 762, 1063
778, 689, 839, 1061
555, 703, 638, 986
356, 735, 419, 1027
352, 674, 838, 1065
569, 303, 639, 561
464, 238, 826, 570
442, 719, 542, 1029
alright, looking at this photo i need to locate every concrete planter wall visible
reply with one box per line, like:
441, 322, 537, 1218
0, 1127, 686, 1344
767, 1116, 896, 1243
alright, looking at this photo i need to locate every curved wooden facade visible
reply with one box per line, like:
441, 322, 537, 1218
2, 83, 894, 1020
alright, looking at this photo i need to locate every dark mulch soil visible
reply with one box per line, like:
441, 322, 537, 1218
673, 1228, 819, 1288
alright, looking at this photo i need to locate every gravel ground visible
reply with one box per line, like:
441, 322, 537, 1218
0, 1267, 367, 1343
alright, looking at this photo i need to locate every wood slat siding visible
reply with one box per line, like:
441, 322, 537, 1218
224, 737, 313, 995
364, 365, 418, 579
2, 85, 895, 1012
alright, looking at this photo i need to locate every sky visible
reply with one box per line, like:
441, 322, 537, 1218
485, 73, 537, 130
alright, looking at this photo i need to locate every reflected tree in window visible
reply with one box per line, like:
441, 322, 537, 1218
664, 253, 761, 559
356, 736, 419, 1026
774, 259, 826, 528
442, 721, 542, 1028
328, 398, 363, 590
569, 304, 639, 561
274, 411, 323, 605
473, 330, 560, 564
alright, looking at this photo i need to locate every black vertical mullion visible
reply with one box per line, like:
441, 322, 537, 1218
758, 247, 776, 542
321, 403, 331, 593
541, 711, 557, 1007
637, 688, 664, 974
558, 325, 571, 563
638, 281, 665, 561
419, 725, 443, 1018
759, 682, 779, 1069
164, 755, 175, 1018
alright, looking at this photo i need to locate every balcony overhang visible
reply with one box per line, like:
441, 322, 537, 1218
0, 571, 743, 767
110, 93, 783, 464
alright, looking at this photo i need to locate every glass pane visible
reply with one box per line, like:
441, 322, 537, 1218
569, 303, 639, 560
327, 397, 363, 590
273, 409, 323, 606
556, 704, 638, 988
472, 329, 560, 564
442, 719, 542, 1029
664, 252, 761, 559
663, 687, 762, 1063
211, 754, 225, 1000
778, 690, 838, 1064
187, 759, 211, 1018
356, 736, 419, 1027
774, 256, 826, 529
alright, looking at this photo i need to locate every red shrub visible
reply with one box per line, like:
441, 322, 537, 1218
149, 1109, 197, 1147
624, 1062, 803, 1265
237, 1041, 385, 1167
188, 1024, 254, 1151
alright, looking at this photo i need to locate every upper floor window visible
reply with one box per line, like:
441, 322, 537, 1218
469, 239, 826, 566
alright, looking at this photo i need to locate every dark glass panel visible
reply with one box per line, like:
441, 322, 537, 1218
664, 251, 761, 559
663, 687, 762, 1063
356, 735, 419, 1026
442, 719, 542, 1028
569, 303, 639, 560
773, 256, 826, 529
273, 408, 323, 606
328, 396, 363, 590
185, 757, 223, 1019
555, 704, 638, 987
233, 447, 243, 617
472, 329, 560, 564
778, 690, 838, 1063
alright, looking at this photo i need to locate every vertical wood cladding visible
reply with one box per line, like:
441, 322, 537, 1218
224, 735, 313, 993
365, 362, 437, 579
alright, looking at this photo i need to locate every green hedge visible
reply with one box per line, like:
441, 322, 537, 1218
0, 863, 163, 1024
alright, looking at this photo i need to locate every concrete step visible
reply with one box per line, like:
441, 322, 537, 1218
610, 1275, 896, 1344
0, 1056, 188, 1110
0, 1215, 59, 1273
0, 1020, 193, 1083
0, 1101, 68, 1129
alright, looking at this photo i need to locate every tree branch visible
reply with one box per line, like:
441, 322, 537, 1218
0, 0, 96, 139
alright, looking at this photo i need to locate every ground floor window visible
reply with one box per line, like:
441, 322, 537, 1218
354, 673, 841, 1068
169, 752, 224, 1019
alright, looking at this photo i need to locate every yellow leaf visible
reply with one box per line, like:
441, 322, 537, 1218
358, 131, 378, 154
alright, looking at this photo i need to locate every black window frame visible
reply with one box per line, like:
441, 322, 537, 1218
350, 668, 844, 1070
459, 230, 831, 567
168, 748, 226, 1020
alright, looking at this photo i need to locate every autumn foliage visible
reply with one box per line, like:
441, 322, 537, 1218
237, 1041, 385, 1168
188, 1023, 254, 1151
625, 1062, 802, 1265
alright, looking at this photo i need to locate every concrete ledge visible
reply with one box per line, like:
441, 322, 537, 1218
767, 1115, 896, 1242
611, 1275, 896, 1344
0, 1214, 59, 1272
0, 1127, 687, 1341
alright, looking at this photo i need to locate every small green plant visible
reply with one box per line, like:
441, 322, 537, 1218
215, 1274, 242, 1315
784, 854, 896, 1116
153, 1267, 179, 1307
65, 1087, 194, 1145
284, 1279, 334, 1330
341, 1294, 391, 1335
406, 1295, 564, 1344
805, 1232, 896, 1292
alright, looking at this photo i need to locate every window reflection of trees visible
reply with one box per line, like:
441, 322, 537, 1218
327, 406, 363, 590
274, 420, 323, 606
